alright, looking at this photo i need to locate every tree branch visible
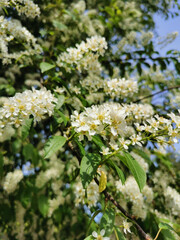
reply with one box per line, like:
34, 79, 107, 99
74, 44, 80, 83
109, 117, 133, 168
67, 141, 151, 240
134, 85, 180, 103
94, 178, 151, 240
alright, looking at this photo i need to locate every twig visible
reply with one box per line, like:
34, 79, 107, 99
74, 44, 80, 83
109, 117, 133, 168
67, 141, 151, 240
94, 178, 151, 240
134, 85, 180, 103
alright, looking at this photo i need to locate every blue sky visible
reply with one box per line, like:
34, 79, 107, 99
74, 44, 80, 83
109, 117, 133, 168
154, 10, 180, 55
154, 10, 180, 152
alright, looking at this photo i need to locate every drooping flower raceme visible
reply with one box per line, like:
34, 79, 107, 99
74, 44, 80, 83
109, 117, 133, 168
116, 177, 153, 219
57, 36, 107, 73
74, 180, 100, 207
80, 76, 138, 99
0, 0, 40, 18
103, 78, 138, 99
0, 16, 42, 64
164, 186, 180, 216
0, 87, 57, 136
3, 169, 23, 194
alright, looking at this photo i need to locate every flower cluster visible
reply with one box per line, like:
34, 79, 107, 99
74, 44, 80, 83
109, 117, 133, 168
80, 75, 138, 99
0, 88, 57, 137
35, 156, 65, 188
48, 192, 65, 217
71, 102, 154, 141
116, 177, 153, 219
74, 180, 99, 207
0, 16, 42, 64
0, 0, 40, 18
71, 101, 180, 153
71, 102, 126, 141
103, 78, 138, 98
80, 73, 104, 93
3, 169, 23, 194
164, 186, 180, 216
57, 36, 107, 73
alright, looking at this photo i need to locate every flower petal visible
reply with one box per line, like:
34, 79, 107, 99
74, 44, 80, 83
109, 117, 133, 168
92, 231, 98, 238
100, 229, 105, 236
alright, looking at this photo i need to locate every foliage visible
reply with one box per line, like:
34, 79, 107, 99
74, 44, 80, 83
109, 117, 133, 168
0, 0, 180, 240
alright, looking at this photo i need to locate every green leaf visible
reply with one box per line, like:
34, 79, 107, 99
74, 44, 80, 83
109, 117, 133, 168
100, 208, 115, 236
22, 144, 39, 166
80, 153, 101, 188
53, 207, 63, 223
92, 135, 105, 149
21, 118, 33, 141
114, 226, 126, 240
12, 139, 22, 153
161, 229, 176, 240
53, 20, 67, 30
122, 152, 146, 191
44, 136, 66, 159
55, 95, 65, 109
159, 222, 175, 231
38, 195, 49, 217
57, 110, 68, 126
40, 62, 55, 73
107, 160, 125, 185
133, 148, 152, 165
20, 189, 32, 208
74, 138, 86, 156
23, 144, 34, 160
63, 9, 76, 21
0, 152, 4, 179
84, 236, 93, 240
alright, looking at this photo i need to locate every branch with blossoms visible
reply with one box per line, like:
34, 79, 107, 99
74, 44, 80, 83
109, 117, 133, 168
67, 140, 150, 240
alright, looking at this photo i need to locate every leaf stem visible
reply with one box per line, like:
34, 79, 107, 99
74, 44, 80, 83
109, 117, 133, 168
154, 228, 162, 240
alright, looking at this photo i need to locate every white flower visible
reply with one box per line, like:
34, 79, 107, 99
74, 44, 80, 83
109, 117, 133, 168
100, 147, 111, 155
57, 36, 107, 73
0, 88, 57, 137
92, 229, 110, 240
123, 220, 132, 234
130, 134, 142, 146
119, 138, 130, 150
3, 169, 23, 194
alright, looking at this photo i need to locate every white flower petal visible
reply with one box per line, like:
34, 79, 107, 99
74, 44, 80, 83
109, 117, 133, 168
100, 229, 105, 236
92, 231, 98, 238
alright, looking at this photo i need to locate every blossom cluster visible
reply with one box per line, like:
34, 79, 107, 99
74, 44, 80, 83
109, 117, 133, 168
164, 186, 180, 216
116, 177, 153, 219
103, 78, 138, 98
36, 154, 65, 189
0, 0, 40, 18
57, 36, 107, 73
71, 102, 180, 152
0, 16, 42, 64
71, 102, 153, 140
80, 73, 104, 93
3, 169, 23, 194
81, 75, 138, 99
0, 88, 57, 136
74, 180, 100, 207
